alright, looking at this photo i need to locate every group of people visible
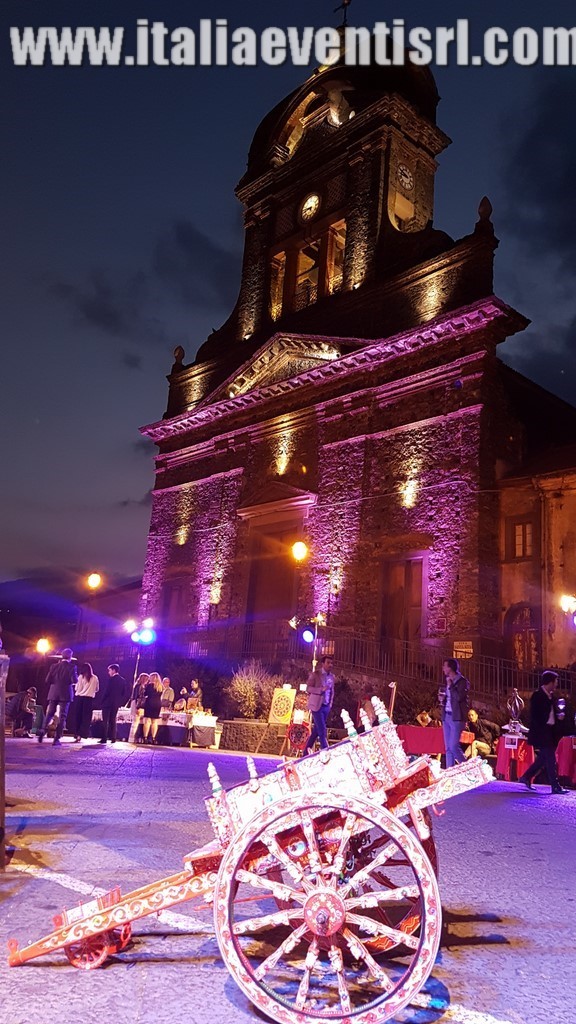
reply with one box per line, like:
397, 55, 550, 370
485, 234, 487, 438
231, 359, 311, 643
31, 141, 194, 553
9, 649, 201, 747
129, 674, 203, 744
34, 650, 131, 745
438, 658, 569, 794
300, 654, 570, 795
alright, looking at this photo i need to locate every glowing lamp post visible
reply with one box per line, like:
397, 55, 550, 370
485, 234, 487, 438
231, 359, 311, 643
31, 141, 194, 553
291, 541, 308, 562
124, 618, 156, 681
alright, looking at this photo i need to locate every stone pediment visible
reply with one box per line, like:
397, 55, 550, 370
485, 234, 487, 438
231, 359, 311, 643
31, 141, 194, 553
199, 335, 341, 408
237, 480, 317, 519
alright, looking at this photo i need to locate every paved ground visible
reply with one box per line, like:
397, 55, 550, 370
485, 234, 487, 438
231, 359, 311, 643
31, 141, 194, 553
1, 737, 575, 1024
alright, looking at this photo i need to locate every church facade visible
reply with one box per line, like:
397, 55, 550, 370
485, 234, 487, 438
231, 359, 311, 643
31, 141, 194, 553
140, 58, 576, 680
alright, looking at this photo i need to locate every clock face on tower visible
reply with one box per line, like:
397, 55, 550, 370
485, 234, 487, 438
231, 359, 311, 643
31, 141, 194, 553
300, 193, 321, 222
397, 164, 414, 191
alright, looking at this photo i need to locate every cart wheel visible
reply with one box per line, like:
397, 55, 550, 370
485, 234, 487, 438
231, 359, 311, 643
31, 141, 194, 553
64, 932, 113, 970
108, 923, 132, 954
362, 808, 438, 953
213, 792, 441, 1024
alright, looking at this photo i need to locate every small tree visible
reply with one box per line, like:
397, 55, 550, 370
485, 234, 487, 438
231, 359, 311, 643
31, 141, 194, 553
223, 659, 283, 720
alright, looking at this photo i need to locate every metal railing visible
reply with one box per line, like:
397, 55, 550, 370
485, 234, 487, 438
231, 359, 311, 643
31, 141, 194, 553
76, 619, 576, 704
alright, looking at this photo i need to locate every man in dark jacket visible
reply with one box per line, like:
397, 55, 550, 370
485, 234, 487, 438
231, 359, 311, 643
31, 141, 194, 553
519, 670, 568, 794
464, 708, 500, 758
38, 649, 77, 746
100, 664, 130, 744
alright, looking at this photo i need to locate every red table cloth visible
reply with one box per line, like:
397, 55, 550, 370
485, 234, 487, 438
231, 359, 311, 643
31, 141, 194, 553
396, 725, 475, 756
495, 737, 535, 781
556, 736, 576, 784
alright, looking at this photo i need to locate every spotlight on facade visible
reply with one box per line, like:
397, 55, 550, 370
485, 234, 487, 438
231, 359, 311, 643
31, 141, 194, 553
291, 541, 308, 562
560, 594, 576, 615
36, 638, 52, 655
142, 617, 154, 629
123, 618, 137, 633
300, 623, 316, 644
135, 628, 156, 645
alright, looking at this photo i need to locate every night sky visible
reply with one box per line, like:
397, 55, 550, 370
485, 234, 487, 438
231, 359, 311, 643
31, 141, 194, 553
2, 0, 576, 586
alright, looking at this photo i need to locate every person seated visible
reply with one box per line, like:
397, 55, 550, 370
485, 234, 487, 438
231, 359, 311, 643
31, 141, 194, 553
465, 708, 500, 758
8, 687, 38, 736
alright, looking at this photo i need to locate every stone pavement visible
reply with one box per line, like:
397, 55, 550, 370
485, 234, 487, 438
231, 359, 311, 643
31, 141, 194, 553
1, 737, 575, 1024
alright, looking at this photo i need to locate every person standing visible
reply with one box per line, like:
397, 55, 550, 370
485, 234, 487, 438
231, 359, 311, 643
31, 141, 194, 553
439, 658, 470, 768
303, 655, 335, 754
74, 662, 99, 742
519, 671, 568, 794
38, 648, 77, 746
160, 677, 174, 711
142, 671, 163, 744
100, 664, 130, 744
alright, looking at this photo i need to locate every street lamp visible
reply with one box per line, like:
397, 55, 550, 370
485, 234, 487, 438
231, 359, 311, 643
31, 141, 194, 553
291, 541, 308, 562
36, 638, 52, 655
86, 572, 103, 590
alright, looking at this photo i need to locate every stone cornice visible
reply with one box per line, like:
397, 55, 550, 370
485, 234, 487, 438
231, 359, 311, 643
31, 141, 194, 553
141, 297, 523, 444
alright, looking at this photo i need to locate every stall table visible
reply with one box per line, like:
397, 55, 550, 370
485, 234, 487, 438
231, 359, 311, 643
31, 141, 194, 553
495, 736, 535, 781
556, 735, 576, 785
396, 725, 474, 756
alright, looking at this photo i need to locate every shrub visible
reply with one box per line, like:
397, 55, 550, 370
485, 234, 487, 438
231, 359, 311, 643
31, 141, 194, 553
223, 659, 284, 721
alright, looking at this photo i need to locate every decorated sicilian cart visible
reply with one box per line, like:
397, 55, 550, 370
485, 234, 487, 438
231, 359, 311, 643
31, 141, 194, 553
8, 698, 493, 1023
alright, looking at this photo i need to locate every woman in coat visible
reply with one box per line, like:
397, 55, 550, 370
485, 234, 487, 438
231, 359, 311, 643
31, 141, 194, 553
129, 672, 150, 743
142, 672, 163, 744
74, 662, 100, 742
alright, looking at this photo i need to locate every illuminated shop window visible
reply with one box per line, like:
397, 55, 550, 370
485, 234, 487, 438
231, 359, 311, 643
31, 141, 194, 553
505, 519, 534, 560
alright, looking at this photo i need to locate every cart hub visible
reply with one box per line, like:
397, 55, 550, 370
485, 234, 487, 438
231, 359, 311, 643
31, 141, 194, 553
303, 889, 346, 936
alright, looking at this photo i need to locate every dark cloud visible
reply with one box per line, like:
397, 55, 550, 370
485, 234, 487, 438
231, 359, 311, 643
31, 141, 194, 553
131, 438, 156, 457
116, 490, 153, 509
50, 270, 168, 348
121, 351, 143, 370
500, 317, 576, 406
152, 219, 240, 309
501, 77, 576, 272
49, 217, 240, 352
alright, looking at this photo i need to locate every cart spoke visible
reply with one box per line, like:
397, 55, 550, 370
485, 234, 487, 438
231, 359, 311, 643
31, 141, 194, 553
295, 938, 319, 1009
346, 911, 420, 950
345, 884, 419, 911
340, 840, 398, 896
233, 906, 303, 935
235, 868, 305, 905
331, 811, 358, 878
342, 927, 395, 990
261, 831, 313, 891
328, 943, 352, 1013
299, 809, 323, 874
253, 922, 308, 981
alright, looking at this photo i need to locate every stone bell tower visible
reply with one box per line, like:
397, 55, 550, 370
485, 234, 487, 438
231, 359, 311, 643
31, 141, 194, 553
195, 56, 454, 370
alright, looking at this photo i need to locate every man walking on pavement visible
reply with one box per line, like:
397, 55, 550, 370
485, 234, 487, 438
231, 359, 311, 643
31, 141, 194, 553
519, 670, 568, 794
38, 648, 77, 746
303, 655, 335, 754
100, 664, 130, 744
